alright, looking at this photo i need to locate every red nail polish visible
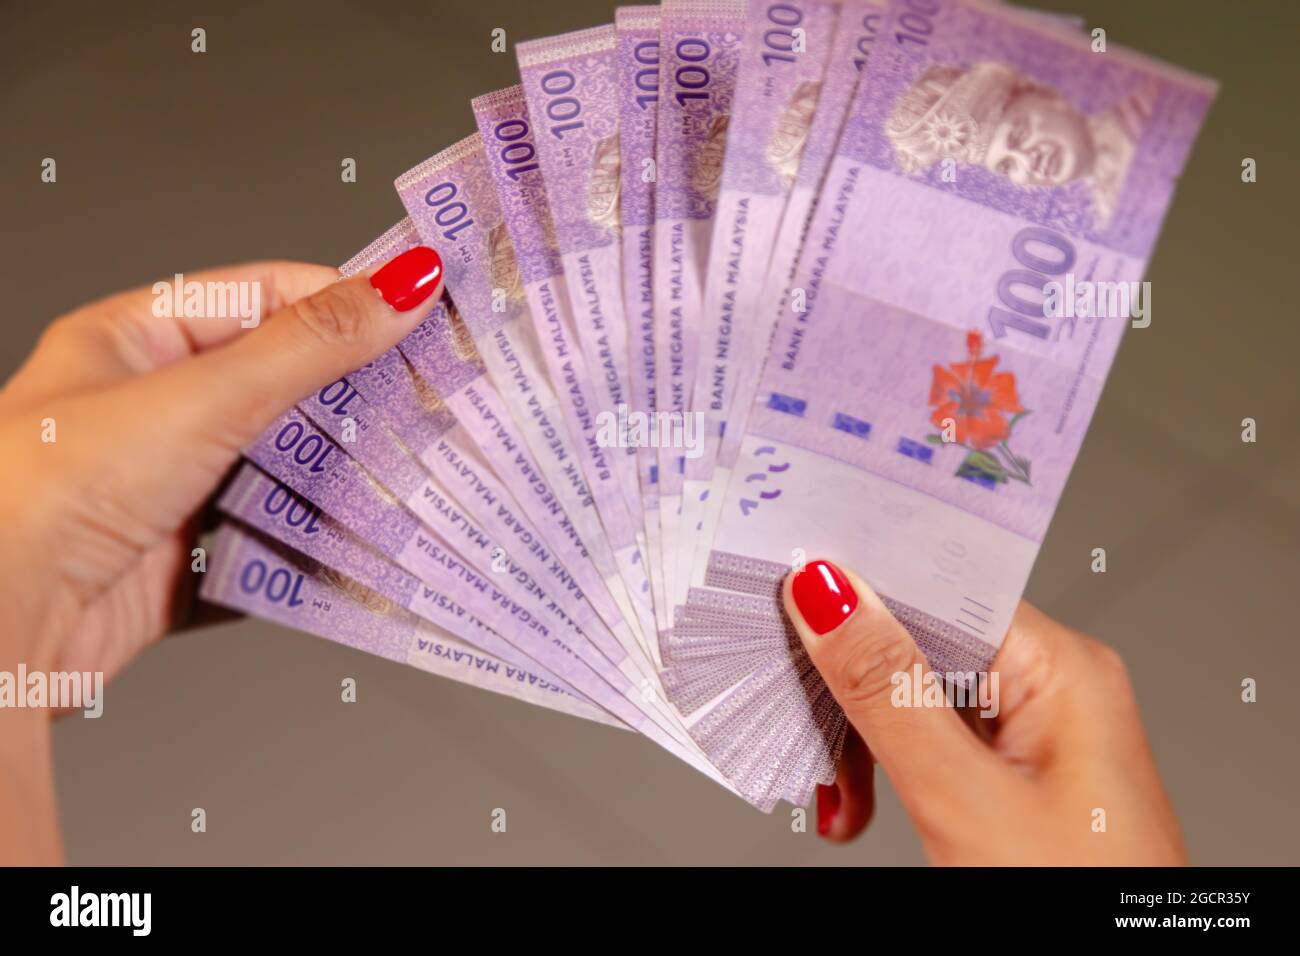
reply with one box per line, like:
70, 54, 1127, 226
792, 559, 859, 635
369, 246, 443, 312
816, 784, 841, 836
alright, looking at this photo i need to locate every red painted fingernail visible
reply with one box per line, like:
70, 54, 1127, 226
792, 559, 859, 635
369, 245, 443, 312
816, 784, 841, 836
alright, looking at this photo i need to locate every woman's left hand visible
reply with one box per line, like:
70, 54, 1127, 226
0, 250, 442, 862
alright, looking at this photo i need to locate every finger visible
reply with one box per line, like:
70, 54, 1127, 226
79, 260, 342, 357
992, 604, 1184, 857
139, 245, 442, 449
816, 727, 875, 843
27, 247, 443, 556
989, 601, 1111, 768
998, 602, 1156, 769
783, 559, 1000, 817
2, 262, 338, 409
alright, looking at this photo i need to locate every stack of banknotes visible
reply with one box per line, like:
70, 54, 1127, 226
201, 0, 1215, 809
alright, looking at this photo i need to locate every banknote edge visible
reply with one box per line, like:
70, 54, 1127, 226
516, 23, 616, 68
198, 523, 241, 607
205, 520, 607, 716
340, 217, 420, 275
702, 550, 999, 677
394, 134, 482, 190
969, 0, 1217, 95
615, 5, 660, 31
218, 460, 266, 516
663, 0, 748, 23
470, 84, 526, 114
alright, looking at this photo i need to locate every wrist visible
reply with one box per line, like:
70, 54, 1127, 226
0, 705, 61, 864
0, 528, 63, 674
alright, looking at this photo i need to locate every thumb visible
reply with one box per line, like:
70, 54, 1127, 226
783, 559, 999, 819
30, 246, 443, 541
191, 244, 444, 445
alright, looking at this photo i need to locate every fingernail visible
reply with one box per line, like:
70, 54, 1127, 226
816, 784, 841, 836
792, 559, 859, 635
369, 246, 443, 312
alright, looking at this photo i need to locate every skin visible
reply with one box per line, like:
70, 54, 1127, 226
784, 565, 1187, 864
0, 261, 441, 864
0, 264, 1184, 864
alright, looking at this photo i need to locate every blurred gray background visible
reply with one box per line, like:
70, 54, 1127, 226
2, 0, 1297, 864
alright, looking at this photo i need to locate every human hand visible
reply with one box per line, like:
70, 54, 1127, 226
783, 559, 1186, 865
0, 250, 442, 862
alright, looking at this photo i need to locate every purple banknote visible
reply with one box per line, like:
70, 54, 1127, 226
652, 0, 746, 627
677, 0, 1215, 807
244, 402, 722, 780
692, 0, 885, 594
614, 5, 668, 633
394, 141, 657, 675
392, 141, 724, 772
516, 25, 645, 545
331, 220, 650, 686
470, 86, 659, 655
216, 0, 1216, 814
675, 0, 844, 615
203, 523, 622, 725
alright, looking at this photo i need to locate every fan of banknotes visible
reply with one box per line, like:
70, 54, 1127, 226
200, 0, 1214, 810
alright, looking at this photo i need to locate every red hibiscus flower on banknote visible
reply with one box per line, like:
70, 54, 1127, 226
927, 332, 1033, 486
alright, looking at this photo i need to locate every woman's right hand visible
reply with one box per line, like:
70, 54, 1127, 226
783, 559, 1185, 865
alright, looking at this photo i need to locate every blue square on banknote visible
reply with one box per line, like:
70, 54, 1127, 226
832, 413, 872, 439
767, 393, 807, 417
896, 437, 933, 463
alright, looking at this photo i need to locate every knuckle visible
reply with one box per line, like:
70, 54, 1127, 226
1085, 637, 1130, 686
289, 285, 369, 345
36, 315, 79, 352
833, 625, 919, 708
